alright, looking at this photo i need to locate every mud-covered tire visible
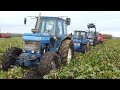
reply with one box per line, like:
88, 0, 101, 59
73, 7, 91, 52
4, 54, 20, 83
82, 45, 87, 54
93, 41, 96, 46
37, 51, 60, 76
99, 41, 103, 44
86, 42, 91, 51
93, 39, 98, 46
2, 47, 22, 71
58, 39, 74, 65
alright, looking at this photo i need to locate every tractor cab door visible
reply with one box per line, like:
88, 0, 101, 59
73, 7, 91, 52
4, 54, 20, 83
49, 19, 67, 52
51, 19, 67, 52
39, 19, 56, 52
44, 19, 56, 51
55, 19, 65, 51
48, 19, 64, 52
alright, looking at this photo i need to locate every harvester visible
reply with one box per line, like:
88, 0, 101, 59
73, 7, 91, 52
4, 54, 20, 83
2, 13, 74, 76
97, 33, 104, 44
0, 33, 11, 38
87, 23, 98, 46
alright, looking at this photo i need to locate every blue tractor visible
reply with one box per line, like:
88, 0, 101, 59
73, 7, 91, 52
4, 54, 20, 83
1, 13, 74, 76
73, 30, 90, 54
87, 23, 98, 46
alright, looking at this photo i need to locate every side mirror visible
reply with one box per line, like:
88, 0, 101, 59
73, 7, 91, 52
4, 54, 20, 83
24, 18, 26, 24
66, 18, 71, 25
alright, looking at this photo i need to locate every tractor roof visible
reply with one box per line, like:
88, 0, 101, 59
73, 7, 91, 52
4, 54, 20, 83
87, 23, 96, 28
40, 16, 65, 20
74, 30, 86, 32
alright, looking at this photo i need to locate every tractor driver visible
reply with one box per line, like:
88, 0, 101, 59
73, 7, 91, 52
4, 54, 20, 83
87, 32, 93, 38
77, 32, 81, 39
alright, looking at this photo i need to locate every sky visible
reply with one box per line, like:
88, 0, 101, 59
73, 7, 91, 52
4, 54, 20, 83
0, 11, 120, 37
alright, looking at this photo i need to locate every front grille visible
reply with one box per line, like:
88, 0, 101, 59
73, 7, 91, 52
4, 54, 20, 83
24, 41, 40, 51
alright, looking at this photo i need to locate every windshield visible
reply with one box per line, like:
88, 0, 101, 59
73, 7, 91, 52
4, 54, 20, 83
74, 31, 86, 39
87, 31, 94, 38
36, 19, 55, 35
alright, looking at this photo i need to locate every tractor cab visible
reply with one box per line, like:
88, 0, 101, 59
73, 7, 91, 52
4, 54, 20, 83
73, 31, 87, 41
87, 23, 98, 46
87, 31, 94, 39
23, 14, 71, 54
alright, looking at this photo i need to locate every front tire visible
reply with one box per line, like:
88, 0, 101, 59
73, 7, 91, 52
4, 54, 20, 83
86, 42, 91, 51
37, 51, 60, 76
82, 45, 87, 54
2, 47, 22, 71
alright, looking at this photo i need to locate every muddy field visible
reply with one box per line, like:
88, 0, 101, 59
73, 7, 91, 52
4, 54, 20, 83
0, 37, 120, 79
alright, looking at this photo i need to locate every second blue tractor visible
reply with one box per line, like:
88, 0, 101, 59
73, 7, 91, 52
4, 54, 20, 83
73, 30, 90, 54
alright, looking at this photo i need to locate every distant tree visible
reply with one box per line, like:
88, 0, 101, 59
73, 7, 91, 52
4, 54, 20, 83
9, 33, 22, 37
102, 34, 112, 39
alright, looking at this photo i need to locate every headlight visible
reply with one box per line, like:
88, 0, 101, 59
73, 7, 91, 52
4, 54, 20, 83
89, 40, 93, 42
31, 50, 35, 54
74, 43, 80, 46
23, 50, 25, 53
37, 51, 40, 53
90, 43, 93, 45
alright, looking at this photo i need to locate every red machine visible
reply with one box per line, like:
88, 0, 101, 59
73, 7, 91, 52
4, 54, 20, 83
0, 33, 11, 38
97, 33, 104, 44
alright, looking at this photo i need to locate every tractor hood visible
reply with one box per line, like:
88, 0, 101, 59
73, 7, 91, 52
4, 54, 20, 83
22, 33, 50, 44
73, 38, 82, 43
73, 38, 89, 44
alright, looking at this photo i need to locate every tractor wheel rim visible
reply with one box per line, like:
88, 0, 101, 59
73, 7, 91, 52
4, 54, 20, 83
51, 61, 56, 70
67, 48, 72, 64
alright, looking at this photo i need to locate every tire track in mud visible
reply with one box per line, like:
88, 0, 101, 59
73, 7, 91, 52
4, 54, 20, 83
23, 70, 43, 79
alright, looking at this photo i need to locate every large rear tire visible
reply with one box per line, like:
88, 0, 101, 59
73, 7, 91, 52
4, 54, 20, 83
93, 40, 97, 46
2, 47, 22, 71
58, 39, 74, 65
82, 45, 87, 54
86, 42, 91, 51
37, 51, 60, 76
82, 42, 90, 54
